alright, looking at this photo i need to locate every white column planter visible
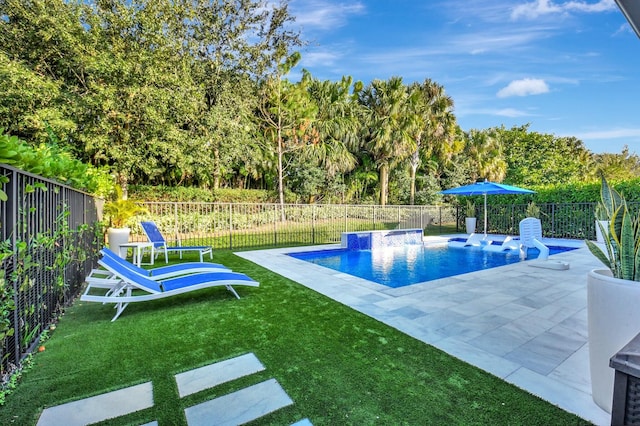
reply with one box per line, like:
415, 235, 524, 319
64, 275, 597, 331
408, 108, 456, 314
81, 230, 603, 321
587, 268, 640, 413
107, 227, 131, 258
465, 217, 476, 234
595, 220, 609, 243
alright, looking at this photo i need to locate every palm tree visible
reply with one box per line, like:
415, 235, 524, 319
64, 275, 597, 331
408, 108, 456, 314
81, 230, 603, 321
464, 128, 507, 182
406, 79, 456, 204
304, 72, 360, 179
358, 77, 414, 205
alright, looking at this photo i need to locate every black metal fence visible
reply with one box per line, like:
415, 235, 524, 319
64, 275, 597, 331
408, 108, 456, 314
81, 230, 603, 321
0, 165, 100, 374
123, 203, 458, 249
121, 200, 602, 249
464, 202, 599, 239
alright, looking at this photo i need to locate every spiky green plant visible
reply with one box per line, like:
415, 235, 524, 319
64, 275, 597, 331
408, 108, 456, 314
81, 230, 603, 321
102, 187, 147, 228
585, 175, 640, 281
465, 200, 475, 218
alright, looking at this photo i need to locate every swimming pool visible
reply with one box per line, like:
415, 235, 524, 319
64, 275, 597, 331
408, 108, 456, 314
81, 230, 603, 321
288, 244, 577, 288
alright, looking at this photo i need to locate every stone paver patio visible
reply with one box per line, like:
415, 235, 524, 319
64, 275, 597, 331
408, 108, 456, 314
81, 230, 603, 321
237, 236, 611, 426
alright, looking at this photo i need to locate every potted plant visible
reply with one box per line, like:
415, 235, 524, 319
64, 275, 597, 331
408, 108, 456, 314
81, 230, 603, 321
102, 191, 147, 257
584, 175, 640, 413
525, 201, 540, 218
464, 200, 476, 234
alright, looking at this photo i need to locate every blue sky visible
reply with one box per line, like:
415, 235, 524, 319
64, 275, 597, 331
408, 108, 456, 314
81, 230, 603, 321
287, 0, 640, 154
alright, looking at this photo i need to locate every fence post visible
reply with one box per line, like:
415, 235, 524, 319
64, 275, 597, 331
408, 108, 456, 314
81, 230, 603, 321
312, 204, 316, 244
273, 204, 278, 246
344, 205, 348, 232
7, 169, 20, 371
228, 204, 233, 250
372, 205, 376, 229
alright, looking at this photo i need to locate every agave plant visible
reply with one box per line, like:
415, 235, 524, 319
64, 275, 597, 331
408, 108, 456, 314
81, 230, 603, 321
585, 175, 640, 281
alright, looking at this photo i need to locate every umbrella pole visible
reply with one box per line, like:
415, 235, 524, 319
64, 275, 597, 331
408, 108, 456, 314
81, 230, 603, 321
484, 194, 487, 237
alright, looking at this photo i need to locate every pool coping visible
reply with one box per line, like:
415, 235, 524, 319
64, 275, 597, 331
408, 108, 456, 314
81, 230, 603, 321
236, 234, 611, 426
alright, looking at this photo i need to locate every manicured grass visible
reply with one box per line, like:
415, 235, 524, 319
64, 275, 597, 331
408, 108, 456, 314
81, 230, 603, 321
1, 250, 588, 425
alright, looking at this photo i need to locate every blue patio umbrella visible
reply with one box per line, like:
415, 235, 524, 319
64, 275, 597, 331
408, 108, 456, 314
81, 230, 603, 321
440, 179, 535, 236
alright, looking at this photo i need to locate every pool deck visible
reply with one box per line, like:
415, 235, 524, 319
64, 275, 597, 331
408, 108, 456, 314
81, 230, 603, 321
237, 235, 611, 426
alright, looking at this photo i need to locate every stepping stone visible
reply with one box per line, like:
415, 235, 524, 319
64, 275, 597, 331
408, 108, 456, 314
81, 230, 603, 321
184, 378, 293, 426
175, 352, 265, 398
291, 419, 313, 425
36, 382, 153, 426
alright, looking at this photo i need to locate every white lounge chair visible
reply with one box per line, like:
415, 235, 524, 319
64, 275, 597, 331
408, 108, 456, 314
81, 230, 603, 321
80, 255, 259, 321
464, 233, 492, 247
482, 236, 520, 252
87, 247, 230, 283
519, 217, 569, 270
140, 221, 213, 263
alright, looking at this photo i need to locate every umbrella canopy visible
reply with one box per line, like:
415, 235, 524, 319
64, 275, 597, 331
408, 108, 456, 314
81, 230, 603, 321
440, 180, 535, 236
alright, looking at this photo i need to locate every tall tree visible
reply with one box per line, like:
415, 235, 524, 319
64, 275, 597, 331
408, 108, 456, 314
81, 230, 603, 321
499, 125, 592, 186
406, 79, 456, 204
464, 128, 507, 182
0, 0, 303, 191
358, 77, 414, 206
305, 73, 361, 180
593, 146, 640, 181
258, 53, 317, 216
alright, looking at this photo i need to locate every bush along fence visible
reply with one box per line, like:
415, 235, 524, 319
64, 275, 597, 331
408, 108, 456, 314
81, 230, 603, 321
120, 200, 604, 250
0, 164, 101, 377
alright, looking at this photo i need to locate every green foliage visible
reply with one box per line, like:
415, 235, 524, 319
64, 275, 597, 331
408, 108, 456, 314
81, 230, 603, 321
0, 129, 111, 195
103, 187, 148, 228
0, 240, 16, 369
585, 176, 640, 281
129, 185, 276, 203
464, 200, 475, 218
525, 201, 541, 218
499, 125, 592, 186
1, 0, 302, 190
103, 198, 148, 229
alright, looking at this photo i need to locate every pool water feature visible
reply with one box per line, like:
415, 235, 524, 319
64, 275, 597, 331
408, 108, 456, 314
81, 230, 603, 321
289, 244, 577, 288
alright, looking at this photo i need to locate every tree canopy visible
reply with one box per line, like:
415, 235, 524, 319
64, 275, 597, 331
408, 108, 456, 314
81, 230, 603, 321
0, 0, 635, 204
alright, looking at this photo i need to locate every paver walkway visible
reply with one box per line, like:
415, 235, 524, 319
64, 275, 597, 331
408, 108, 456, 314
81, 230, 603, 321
36, 383, 154, 426
37, 352, 307, 425
237, 236, 612, 426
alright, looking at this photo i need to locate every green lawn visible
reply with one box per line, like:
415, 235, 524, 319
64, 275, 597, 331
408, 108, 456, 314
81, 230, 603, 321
1, 250, 588, 425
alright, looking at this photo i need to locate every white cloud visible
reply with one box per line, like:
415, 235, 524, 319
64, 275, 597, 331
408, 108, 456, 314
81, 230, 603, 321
497, 78, 550, 97
575, 128, 640, 139
495, 108, 532, 117
302, 50, 341, 67
291, 0, 365, 31
511, 0, 616, 20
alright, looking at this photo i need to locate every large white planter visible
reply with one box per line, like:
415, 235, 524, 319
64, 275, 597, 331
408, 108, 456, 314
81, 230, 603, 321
587, 268, 640, 413
595, 220, 609, 244
465, 217, 476, 234
107, 227, 131, 258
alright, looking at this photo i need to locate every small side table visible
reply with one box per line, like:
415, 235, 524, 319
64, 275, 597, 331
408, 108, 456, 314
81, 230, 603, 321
118, 242, 155, 267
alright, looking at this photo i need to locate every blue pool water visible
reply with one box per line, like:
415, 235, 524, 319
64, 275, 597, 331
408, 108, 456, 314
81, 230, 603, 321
289, 244, 577, 288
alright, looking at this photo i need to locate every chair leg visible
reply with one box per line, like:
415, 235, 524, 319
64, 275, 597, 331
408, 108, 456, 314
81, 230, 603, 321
225, 285, 240, 299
